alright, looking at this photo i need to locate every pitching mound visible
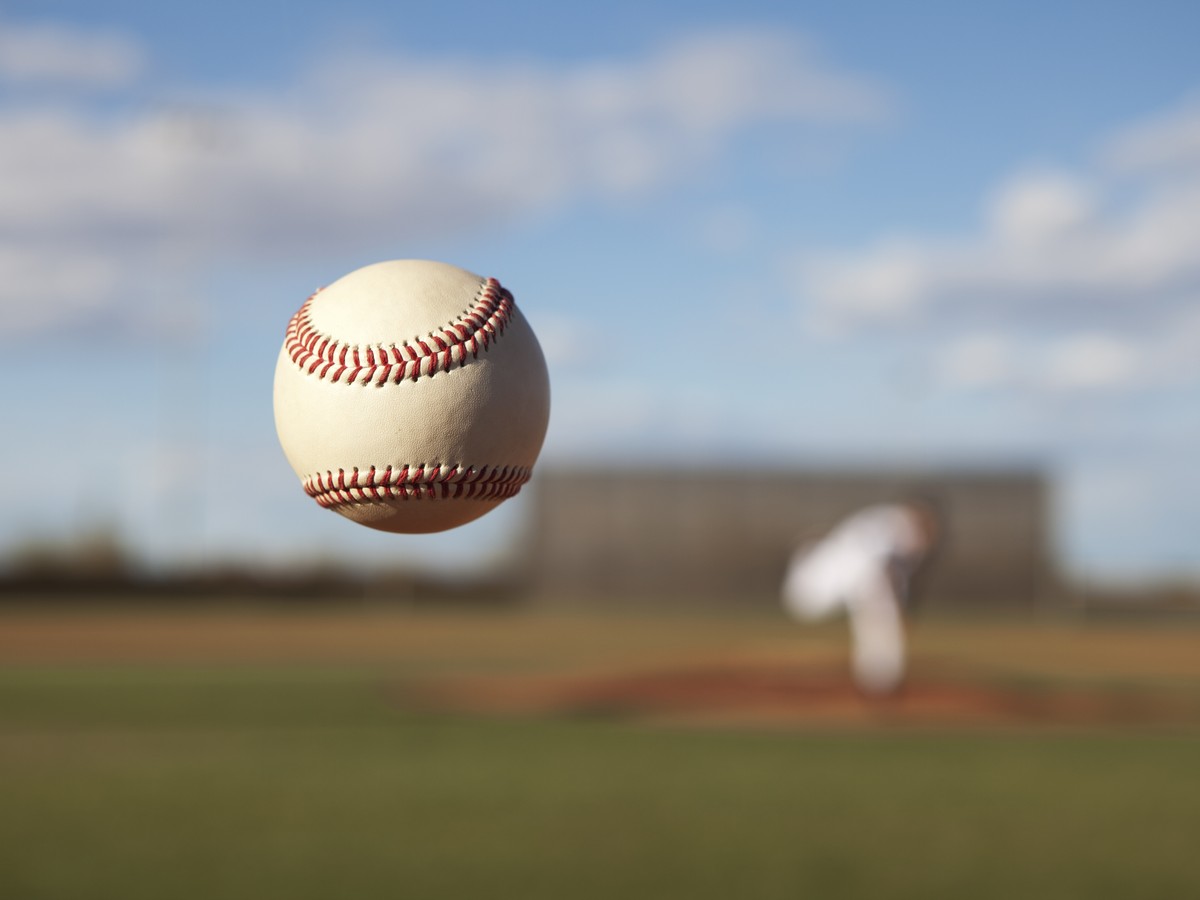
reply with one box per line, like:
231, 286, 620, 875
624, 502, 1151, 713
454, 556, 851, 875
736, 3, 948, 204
404, 661, 1199, 730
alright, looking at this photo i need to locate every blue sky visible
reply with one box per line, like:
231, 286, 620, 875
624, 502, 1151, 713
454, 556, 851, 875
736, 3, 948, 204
2, 1, 1199, 582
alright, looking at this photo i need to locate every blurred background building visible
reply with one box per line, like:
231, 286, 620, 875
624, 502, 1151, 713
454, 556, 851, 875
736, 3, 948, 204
528, 467, 1053, 611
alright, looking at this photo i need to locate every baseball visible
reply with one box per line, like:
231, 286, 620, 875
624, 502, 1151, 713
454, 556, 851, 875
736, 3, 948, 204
273, 259, 551, 534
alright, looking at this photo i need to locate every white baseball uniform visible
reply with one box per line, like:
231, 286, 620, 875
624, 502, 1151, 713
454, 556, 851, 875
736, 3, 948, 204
781, 504, 930, 694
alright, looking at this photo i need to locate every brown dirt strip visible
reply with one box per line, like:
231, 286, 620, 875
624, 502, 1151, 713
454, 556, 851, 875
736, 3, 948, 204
404, 661, 1200, 731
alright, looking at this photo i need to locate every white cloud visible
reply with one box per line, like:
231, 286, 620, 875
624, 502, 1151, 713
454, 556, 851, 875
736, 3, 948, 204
801, 239, 932, 329
933, 327, 1192, 394
935, 333, 1017, 389
798, 95, 1200, 396
1103, 96, 1200, 175
986, 170, 1096, 245
804, 175, 1200, 332
0, 18, 144, 88
0, 23, 888, 340
1042, 333, 1140, 391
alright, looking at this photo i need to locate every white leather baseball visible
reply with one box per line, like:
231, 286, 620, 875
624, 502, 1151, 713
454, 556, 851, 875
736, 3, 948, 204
273, 260, 550, 534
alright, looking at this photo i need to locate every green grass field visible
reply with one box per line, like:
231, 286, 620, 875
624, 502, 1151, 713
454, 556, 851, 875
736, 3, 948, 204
1, 606, 1198, 899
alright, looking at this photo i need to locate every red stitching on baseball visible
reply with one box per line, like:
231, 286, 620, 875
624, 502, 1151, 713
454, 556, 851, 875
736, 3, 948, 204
301, 463, 532, 508
284, 278, 514, 386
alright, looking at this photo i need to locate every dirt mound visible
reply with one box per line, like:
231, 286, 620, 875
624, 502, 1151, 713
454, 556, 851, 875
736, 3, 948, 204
406, 661, 1199, 730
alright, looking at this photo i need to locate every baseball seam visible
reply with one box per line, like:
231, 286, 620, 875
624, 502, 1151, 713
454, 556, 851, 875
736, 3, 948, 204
303, 463, 531, 508
284, 277, 514, 386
